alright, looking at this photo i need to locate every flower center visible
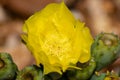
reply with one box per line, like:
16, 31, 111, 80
42, 34, 71, 59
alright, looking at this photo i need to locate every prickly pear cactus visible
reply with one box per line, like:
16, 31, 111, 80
16, 65, 44, 80
91, 33, 120, 71
65, 57, 96, 80
0, 52, 18, 80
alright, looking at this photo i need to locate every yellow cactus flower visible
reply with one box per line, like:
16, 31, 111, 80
21, 2, 93, 74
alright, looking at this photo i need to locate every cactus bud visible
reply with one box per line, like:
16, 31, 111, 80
91, 33, 120, 71
0, 52, 18, 80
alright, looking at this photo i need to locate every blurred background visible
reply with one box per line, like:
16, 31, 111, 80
0, 0, 120, 70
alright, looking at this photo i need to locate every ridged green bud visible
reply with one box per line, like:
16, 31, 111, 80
0, 52, 18, 80
16, 65, 44, 80
91, 33, 120, 71
65, 57, 96, 80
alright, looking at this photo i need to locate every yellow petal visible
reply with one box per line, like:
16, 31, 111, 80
75, 20, 93, 63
